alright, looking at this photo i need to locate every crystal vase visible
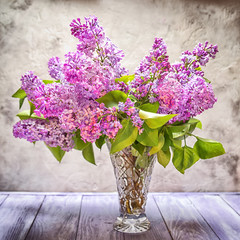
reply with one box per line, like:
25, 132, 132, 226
106, 140, 156, 233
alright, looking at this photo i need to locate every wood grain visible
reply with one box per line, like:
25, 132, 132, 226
220, 194, 240, 215
188, 194, 240, 240
154, 194, 219, 240
76, 195, 124, 240
25, 194, 82, 240
0, 192, 239, 240
124, 194, 172, 240
0, 194, 44, 240
0, 194, 8, 206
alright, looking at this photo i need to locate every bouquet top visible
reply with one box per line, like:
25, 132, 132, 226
12, 16, 225, 173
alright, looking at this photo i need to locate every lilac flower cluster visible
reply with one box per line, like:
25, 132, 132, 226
118, 98, 144, 133
13, 118, 74, 151
70, 16, 127, 78
71, 101, 122, 142
48, 57, 64, 81
131, 39, 218, 122
13, 16, 126, 148
13, 15, 218, 153
130, 38, 171, 100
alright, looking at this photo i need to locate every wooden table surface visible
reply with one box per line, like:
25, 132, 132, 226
0, 192, 239, 240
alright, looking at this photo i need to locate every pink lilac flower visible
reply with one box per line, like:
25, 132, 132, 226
72, 101, 122, 142
59, 109, 78, 132
154, 78, 185, 112
100, 106, 123, 139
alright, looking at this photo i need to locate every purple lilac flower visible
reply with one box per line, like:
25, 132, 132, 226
131, 38, 171, 100
100, 106, 123, 139
13, 16, 219, 152
192, 42, 218, 66
118, 98, 144, 132
48, 57, 64, 81
34, 83, 76, 118
70, 16, 105, 56
63, 51, 112, 99
184, 77, 217, 117
13, 118, 75, 151
13, 118, 48, 143
70, 16, 127, 79
20, 71, 45, 103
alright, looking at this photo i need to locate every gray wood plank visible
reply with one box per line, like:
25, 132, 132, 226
25, 194, 82, 240
154, 194, 219, 240
0, 194, 44, 240
188, 194, 240, 240
124, 194, 173, 240
76, 195, 124, 240
0, 194, 8, 206
220, 194, 240, 216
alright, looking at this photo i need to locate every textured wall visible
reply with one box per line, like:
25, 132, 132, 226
0, 0, 239, 192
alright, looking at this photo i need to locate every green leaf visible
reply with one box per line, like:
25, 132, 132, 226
149, 132, 165, 155
135, 153, 149, 168
172, 148, 184, 174
172, 146, 199, 174
115, 75, 135, 84
171, 139, 182, 148
95, 135, 105, 150
193, 137, 225, 159
139, 102, 159, 113
168, 124, 190, 139
203, 77, 211, 83
137, 122, 158, 146
42, 79, 60, 84
128, 95, 138, 102
157, 148, 171, 168
110, 119, 138, 154
195, 67, 202, 71
131, 146, 140, 157
162, 131, 172, 151
13, 88, 27, 109
96, 90, 128, 108
139, 110, 177, 129
17, 110, 45, 120
45, 144, 65, 162
12, 88, 27, 98
188, 118, 202, 129
132, 141, 145, 155
82, 143, 96, 165
19, 96, 27, 109
73, 131, 90, 151
29, 101, 36, 116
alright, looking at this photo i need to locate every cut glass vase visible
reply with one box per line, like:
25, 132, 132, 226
106, 140, 156, 233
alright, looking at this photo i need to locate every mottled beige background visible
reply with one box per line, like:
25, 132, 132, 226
0, 0, 239, 192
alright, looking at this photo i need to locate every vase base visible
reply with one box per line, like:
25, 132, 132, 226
113, 213, 150, 233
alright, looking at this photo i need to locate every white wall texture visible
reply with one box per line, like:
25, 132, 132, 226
0, 0, 239, 192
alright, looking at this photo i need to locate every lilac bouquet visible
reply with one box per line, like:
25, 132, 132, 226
12, 16, 225, 174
